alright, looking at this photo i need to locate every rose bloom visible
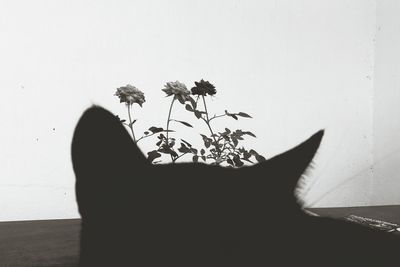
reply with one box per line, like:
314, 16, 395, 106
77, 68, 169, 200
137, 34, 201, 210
191, 79, 216, 96
115, 84, 145, 106
162, 81, 191, 103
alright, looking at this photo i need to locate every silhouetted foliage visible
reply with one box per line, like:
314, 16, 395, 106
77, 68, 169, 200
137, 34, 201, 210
115, 79, 264, 166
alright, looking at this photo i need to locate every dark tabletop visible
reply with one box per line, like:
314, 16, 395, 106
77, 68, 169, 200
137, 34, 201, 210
1, 205, 400, 266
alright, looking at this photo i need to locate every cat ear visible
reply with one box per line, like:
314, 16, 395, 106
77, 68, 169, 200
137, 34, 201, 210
71, 105, 147, 166
257, 130, 324, 193
71, 106, 147, 216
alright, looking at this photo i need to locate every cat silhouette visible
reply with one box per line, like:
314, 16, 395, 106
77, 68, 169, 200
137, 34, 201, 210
71, 106, 400, 266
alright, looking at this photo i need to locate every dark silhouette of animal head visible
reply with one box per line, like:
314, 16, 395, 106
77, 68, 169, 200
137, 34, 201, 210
71, 106, 399, 266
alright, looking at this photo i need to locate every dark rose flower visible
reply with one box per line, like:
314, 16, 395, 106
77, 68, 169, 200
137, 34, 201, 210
162, 81, 191, 103
191, 79, 216, 96
115, 84, 145, 106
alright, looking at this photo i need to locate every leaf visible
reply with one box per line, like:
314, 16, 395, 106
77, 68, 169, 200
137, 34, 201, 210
194, 110, 202, 119
200, 134, 212, 148
204, 140, 211, 148
230, 114, 238, 120
116, 115, 126, 123
178, 143, 191, 153
238, 147, 246, 153
148, 126, 164, 133
158, 147, 169, 154
243, 150, 252, 159
147, 150, 161, 163
220, 130, 229, 137
244, 131, 257, 138
249, 150, 266, 162
237, 112, 252, 118
200, 149, 205, 155
171, 150, 178, 158
227, 158, 234, 166
185, 104, 194, 112
233, 155, 244, 167
242, 158, 254, 164
225, 111, 238, 120
255, 154, 266, 162
144, 131, 150, 135
249, 149, 259, 156
181, 139, 192, 147
193, 155, 199, 163
177, 95, 186, 104
236, 136, 244, 140
168, 140, 175, 148
159, 146, 178, 158
188, 96, 197, 109
232, 137, 238, 147
234, 129, 243, 136
173, 120, 193, 128
201, 156, 206, 161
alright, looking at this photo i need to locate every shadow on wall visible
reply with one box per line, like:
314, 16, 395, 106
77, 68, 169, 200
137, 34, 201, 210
71, 106, 400, 266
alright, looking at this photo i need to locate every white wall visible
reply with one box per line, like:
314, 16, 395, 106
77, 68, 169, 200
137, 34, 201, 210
372, 0, 400, 205
0, 0, 387, 221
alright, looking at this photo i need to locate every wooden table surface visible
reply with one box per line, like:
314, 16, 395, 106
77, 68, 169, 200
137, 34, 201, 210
1, 205, 400, 266
307, 205, 400, 225
0, 219, 80, 267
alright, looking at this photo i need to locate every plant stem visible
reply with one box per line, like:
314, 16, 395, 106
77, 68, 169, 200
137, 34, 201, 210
172, 152, 188, 163
166, 97, 175, 145
209, 114, 228, 122
127, 104, 136, 142
136, 132, 157, 143
166, 97, 176, 161
201, 95, 221, 158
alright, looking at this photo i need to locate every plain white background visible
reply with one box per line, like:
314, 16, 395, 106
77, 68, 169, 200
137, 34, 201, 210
0, 0, 399, 221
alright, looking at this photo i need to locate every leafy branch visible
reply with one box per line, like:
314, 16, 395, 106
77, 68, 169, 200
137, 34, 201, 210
114, 79, 265, 167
